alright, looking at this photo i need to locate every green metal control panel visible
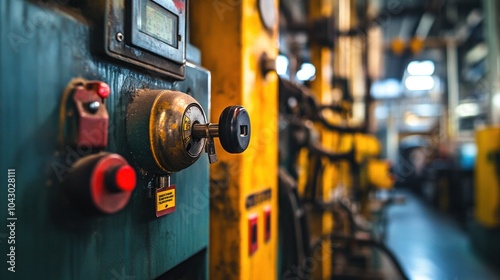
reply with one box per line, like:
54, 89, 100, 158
0, 1, 209, 279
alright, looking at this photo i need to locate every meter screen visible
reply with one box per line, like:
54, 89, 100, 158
140, 1, 178, 47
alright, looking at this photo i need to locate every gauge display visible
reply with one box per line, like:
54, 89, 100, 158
139, 1, 178, 47
112, 0, 186, 77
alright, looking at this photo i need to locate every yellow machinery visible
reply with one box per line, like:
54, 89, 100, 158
305, 0, 392, 277
471, 125, 500, 268
367, 159, 394, 190
352, 134, 393, 191
190, 0, 279, 279
308, 0, 336, 277
475, 127, 500, 227
286, 0, 394, 277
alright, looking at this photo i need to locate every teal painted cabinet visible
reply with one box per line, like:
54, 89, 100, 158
0, 1, 209, 279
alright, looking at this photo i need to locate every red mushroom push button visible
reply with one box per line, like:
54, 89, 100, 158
64, 153, 137, 214
105, 165, 137, 193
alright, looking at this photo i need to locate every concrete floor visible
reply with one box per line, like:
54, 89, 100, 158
385, 190, 500, 280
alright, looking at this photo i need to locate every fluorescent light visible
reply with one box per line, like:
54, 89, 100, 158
404, 76, 435, 91
276, 55, 289, 76
494, 94, 500, 107
404, 112, 421, 126
407, 60, 435, 76
455, 103, 480, 117
412, 104, 441, 117
296, 63, 316, 81
371, 79, 402, 99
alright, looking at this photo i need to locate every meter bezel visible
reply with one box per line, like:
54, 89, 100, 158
102, 0, 187, 79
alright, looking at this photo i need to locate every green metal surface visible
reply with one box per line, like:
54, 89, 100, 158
0, 1, 209, 279
469, 219, 500, 270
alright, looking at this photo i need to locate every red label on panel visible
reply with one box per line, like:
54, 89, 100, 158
248, 214, 258, 255
264, 206, 271, 242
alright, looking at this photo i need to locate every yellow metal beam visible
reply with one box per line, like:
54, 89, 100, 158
190, 0, 279, 279
308, 0, 335, 278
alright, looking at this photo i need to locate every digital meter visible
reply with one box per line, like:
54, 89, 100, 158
139, 1, 178, 47
98, 0, 187, 79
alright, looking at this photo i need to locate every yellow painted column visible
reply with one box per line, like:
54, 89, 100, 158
308, 0, 336, 278
190, 1, 279, 279
475, 127, 500, 227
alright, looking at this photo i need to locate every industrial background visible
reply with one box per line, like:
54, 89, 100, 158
1, 0, 500, 279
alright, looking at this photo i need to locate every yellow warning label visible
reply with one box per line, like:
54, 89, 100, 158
157, 188, 175, 210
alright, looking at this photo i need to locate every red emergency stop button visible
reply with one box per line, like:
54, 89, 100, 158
64, 153, 137, 214
91, 154, 136, 214
106, 165, 137, 192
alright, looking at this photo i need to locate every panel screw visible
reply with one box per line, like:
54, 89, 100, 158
116, 32, 124, 42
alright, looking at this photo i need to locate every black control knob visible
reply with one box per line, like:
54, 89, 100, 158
192, 106, 251, 162
219, 106, 251, 153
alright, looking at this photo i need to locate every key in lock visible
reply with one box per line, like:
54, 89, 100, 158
127, 90, 251, 174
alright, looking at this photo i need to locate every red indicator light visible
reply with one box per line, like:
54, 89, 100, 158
97, 83, 110, 99
87, 81, 110, 99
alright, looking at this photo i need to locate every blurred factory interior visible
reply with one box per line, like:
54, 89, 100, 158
2, 0, 500, 279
